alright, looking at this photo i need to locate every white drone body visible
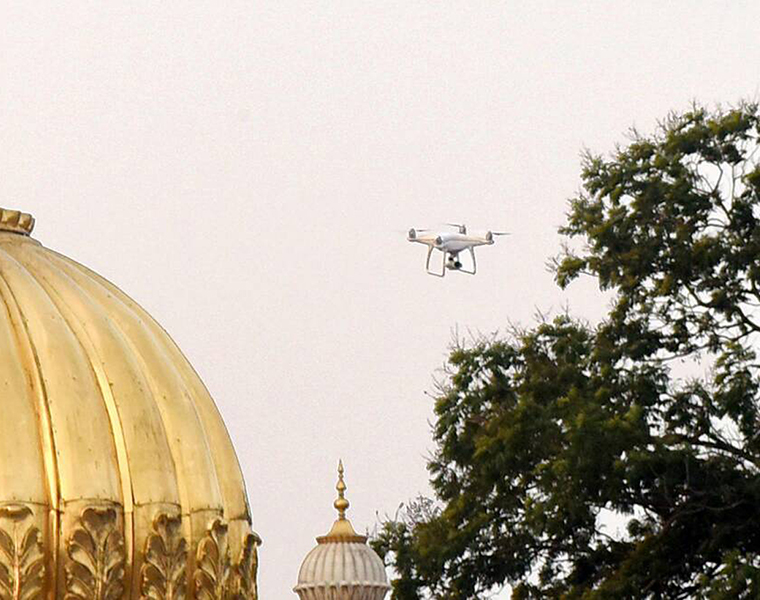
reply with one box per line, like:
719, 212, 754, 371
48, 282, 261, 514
407, 223, 508, 277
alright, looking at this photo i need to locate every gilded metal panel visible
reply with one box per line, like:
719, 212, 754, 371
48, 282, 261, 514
14, 247, 181, 508
58, 257, 251, 524
0, 248, 122, 504
0, 280, 47, 505
42, 250, 224, 516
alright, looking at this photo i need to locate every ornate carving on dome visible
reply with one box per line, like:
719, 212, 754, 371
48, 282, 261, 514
194, 519, 231, 600
65, 507, 126, 600
231, 532, 260, 600
0, 504, 45, 600
0, 209, 35, 236
140, 513, 187, 600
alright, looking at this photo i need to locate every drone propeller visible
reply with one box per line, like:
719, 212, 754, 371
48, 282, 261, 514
407, 227, 435, 241
395, 227, 430, 234
445, 223, 467, 234
485, 231, 511, 242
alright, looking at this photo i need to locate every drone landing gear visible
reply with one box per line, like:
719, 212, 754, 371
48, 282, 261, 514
425, 246, 445, 277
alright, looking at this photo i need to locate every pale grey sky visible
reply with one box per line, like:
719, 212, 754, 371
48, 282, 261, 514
2, 2, 759, 597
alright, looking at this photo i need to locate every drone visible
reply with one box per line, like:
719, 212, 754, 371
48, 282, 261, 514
407, 223, 509, 277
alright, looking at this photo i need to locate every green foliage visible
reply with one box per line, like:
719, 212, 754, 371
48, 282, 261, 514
373, 103, 760, 599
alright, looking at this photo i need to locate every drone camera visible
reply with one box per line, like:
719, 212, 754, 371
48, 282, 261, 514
446, 255, 463, 270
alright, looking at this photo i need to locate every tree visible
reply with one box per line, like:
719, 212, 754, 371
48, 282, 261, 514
373, 102, 760, 599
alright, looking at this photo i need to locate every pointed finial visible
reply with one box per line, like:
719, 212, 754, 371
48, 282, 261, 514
334, 459, 350, 520
317, 459, 365, 543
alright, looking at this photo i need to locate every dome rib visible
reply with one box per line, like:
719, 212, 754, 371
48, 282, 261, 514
0, 283, 49, 505
0, 254, 60, 510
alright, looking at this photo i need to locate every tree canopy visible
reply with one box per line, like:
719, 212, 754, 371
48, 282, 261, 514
373, 102, 760, 599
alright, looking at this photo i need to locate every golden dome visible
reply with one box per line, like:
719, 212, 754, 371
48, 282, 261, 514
294, 462, 389, 600
0, 208, 259, 599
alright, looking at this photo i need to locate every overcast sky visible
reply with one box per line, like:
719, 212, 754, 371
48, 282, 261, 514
2, 2, 760, 597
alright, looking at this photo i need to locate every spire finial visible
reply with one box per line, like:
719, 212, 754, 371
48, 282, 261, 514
334, 459, 350, 520
317, 459, 365, 543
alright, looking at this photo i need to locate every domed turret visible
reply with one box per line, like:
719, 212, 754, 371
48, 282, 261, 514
294, 462, 390, 600
0, 207, 259, 599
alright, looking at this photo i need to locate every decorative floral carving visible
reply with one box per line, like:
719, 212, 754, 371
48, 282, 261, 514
194, 519, 231, 600
231, 532, 260, 600
140, 513, 187, 600
0, 505, 45, 600
65, 507, 125, 600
